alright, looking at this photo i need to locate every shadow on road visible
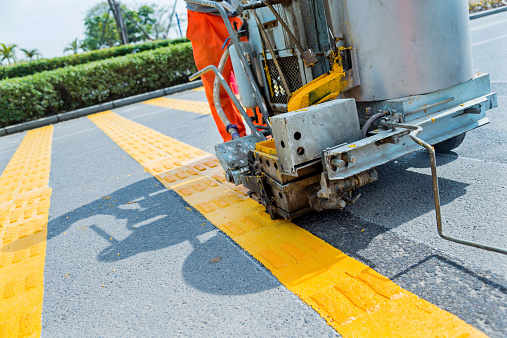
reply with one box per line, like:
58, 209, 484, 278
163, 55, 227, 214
43, 151, 504, 313
47, 178, 277, 295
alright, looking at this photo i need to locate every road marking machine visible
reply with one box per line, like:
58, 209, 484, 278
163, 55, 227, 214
186, 0, 505, 254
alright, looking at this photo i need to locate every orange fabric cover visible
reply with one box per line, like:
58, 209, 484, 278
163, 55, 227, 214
186, 10, 246, 142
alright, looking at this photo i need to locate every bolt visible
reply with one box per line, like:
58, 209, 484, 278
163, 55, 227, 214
330, 159, 347, 168
337, 199, 347, 209
342, 154, 356, 163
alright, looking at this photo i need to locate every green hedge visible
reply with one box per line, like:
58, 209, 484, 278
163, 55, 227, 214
0, 38, 189, 80
0, 42, 196, 127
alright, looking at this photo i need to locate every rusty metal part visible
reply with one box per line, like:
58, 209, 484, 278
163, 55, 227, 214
300, 50, 319, 68
380, 120, 507, 255
242, 139, 378, 219
309, 196, 347, 212
242, 140, 322, 219
309, 169, 377, 212
316, 169, 378, 200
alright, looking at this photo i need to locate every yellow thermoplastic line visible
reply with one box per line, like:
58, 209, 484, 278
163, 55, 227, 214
0, 126, 53, 337
89, 111, 487, 337
143, 97, 211, 115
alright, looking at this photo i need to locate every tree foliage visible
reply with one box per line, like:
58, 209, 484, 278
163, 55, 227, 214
0, 43, 17, 65
82, 2, 174, 51
63, 38, 86, 54
20, 48, 41, 61
0, 38, 188, 80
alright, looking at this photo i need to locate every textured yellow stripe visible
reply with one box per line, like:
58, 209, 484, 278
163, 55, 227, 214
89, 111, 486, 337
143, 97, 211, 115
0, 126, 53, 337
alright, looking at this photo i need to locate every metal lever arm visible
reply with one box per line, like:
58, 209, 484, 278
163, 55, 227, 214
263, 0, 318, 67
212, 47, 239, 139
381, 121, 507, 255
190, 65, 263, 139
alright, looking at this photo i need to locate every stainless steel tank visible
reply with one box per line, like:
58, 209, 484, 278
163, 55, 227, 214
329, 0, 473, 102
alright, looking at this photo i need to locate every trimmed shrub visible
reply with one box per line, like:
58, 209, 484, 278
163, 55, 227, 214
0, 38, 189, 80
0, 42, 196, 127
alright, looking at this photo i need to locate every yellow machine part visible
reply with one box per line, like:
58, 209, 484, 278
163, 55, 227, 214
287, 48, 349, 112
255, 138, 278, 156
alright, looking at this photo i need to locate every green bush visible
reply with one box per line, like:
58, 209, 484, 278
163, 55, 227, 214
0, 38, 189, 80
0, 42, 196, 127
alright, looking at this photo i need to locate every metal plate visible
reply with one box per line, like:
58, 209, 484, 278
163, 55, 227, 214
323, 94, 495, 180
270, 98, 361, 175
215, 133, 265, 184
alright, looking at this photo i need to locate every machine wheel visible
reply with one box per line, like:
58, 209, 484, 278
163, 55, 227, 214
434, 133, 466, 153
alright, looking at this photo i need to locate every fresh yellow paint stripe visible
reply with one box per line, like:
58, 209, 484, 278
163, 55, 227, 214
143, 97, 211, 115
0, 126, 53, 337
89, 111, 486, 337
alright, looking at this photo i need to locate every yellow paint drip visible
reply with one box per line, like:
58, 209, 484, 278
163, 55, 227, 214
0, 126, 53, 337
89, 111, 486, 337
143, 97, 211, 115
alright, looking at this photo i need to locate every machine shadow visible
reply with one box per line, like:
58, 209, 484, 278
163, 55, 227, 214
347, 151, 469, 228
47, 177, 277, 295
405, 149, 459, 168
295, 151, 469, 258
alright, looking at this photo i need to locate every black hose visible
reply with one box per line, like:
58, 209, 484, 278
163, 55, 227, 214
361, 111, 387, 139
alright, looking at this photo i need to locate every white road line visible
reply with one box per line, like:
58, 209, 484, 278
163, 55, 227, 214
439, 153, 507, 166
472, 33, 507, 46
52, 127, 97, 141
471, 18, 507, 31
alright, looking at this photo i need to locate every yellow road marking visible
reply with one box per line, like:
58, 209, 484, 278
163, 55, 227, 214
192, 87, 205, 91
143, 97, 211, 115
0, 126, 53, 337
89, 111, 486, 337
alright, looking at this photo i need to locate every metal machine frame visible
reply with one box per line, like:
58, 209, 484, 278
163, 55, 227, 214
185, 0, 505, 254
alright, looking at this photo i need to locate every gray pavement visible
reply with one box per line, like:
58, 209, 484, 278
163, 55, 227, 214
0, 11, 506, 337
42, 116, 338, 337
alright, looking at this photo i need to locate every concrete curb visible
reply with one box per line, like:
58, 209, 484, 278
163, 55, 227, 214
470, 6, 507, 20
2, 80, 203, 136
5, 115, 60, 135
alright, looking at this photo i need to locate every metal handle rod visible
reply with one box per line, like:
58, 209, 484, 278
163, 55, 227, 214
190, 65, 263, 139
322, 0, 336, 47
212, 47, 239, 139
250, 9, 291, 95
381, 121, 507, 255
264, 1, 304, 53
241, 0, 287, 10
185, 0, 272, 131
406, 97, 455, 115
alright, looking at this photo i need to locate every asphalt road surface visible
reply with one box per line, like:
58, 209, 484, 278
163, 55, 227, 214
0, 11, 506, 338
